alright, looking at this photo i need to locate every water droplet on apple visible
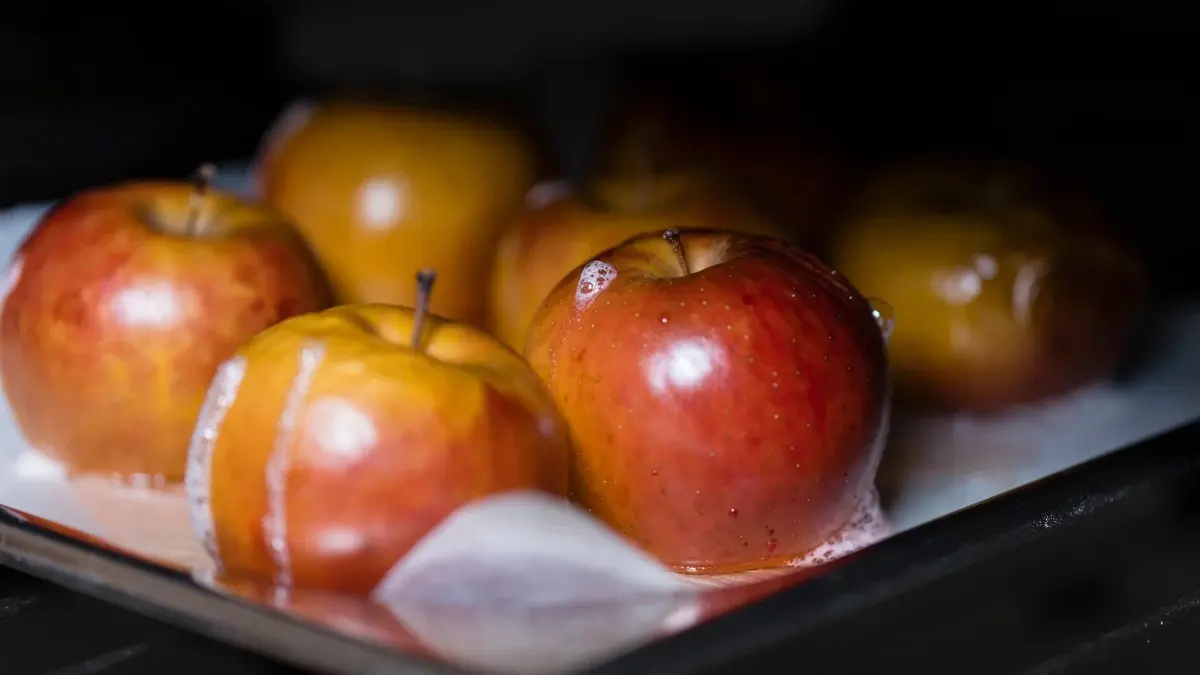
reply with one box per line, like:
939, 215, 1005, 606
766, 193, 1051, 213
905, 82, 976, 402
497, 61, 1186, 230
659, 314, 669, 324
650, 467, 659, 476
867, 297, 896, 343
728, 508, 739, 517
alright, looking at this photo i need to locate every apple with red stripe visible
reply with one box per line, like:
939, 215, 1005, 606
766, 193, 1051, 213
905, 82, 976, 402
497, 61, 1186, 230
0, 165, 332, 482
525, 228, 890, 573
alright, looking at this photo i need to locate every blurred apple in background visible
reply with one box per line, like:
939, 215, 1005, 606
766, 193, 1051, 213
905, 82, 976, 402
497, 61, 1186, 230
525, 229, 889, 573
489, 167, 786, 352
830, 160, 1146, 412
598, 68, 849, 240
0, 166, 332, 482
257, 100, 540, 327
188, 273, 571, 594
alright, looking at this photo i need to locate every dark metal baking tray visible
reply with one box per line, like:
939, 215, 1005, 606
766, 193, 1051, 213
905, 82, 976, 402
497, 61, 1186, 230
3, 418, 1200, 674
0, 566, 295, 675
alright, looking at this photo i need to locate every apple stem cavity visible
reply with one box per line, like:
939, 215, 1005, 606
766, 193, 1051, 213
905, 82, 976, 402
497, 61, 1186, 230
184, 163, 217, 237
411, 269, 437, 352
663, 228, 690, 275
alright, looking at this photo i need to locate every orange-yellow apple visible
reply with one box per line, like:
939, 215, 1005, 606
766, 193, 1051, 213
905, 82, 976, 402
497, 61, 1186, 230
257, 100, 539, 326
830, 160, 1146, 411
186, 273, 571, 594
0, 166, 332, 482
525, 229, 890, 573
488, 171, 786, 351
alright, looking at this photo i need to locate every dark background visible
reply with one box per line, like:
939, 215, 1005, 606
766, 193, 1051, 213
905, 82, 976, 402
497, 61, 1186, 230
0, 0, 1193, 296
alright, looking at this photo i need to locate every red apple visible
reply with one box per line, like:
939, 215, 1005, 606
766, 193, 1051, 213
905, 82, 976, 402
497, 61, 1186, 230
187, 273, 571, 594
0, 166, 332, 482
525, 229, 889, 573
488, 171, 787, 352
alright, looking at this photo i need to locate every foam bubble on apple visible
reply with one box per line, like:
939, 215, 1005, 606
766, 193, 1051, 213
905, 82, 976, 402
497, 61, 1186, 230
185, 354, 249, 570
574, 260, 617, 311
789, 488, 891, 567
263, 341, 326, 588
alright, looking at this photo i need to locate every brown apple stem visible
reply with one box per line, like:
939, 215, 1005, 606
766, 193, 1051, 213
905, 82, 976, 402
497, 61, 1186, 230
184, 163, 217, 237
411, 269, 438, 352
663, 228, 690, 275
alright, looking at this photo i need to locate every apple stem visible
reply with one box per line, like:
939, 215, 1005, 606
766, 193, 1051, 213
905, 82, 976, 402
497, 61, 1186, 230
663, 228, 690, 275
184, 163, 217, 237
411, 269, 438, 351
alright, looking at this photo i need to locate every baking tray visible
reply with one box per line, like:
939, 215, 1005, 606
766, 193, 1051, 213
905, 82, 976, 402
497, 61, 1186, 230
3, 420, 1200, 675
0, 565, 295, 675
1, 162, 1198, 674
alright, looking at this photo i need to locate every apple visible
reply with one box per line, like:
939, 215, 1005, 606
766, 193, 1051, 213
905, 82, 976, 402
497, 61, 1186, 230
598, 82, 848, 237
524, 229, 890, 573
257, 100, 540, 327
0, 165, 332, 482
830, 160, 1146, 411
186, 272, 572, 594
488, 169, 786, 352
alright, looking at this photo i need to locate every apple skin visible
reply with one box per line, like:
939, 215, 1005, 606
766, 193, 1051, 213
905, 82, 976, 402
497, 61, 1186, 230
257, 101, 539, 327
830, 160, 1146, 411
0, 183, 332, 482
187, 304, 571, 594
524, 229, 889, 573
488, 172, 786, 351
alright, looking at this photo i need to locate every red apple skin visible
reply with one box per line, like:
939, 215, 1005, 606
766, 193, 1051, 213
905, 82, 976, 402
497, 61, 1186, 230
0, 183, 332, 482
525, 229, 889, 573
